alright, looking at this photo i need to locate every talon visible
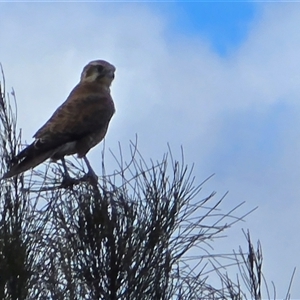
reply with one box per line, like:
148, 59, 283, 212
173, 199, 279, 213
87, 172, 98, 185
60, 175, 76, 189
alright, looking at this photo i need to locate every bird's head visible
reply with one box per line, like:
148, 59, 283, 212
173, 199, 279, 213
80, 60, 116, 87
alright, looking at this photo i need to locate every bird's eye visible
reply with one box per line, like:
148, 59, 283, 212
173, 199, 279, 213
97, 65, 104, 73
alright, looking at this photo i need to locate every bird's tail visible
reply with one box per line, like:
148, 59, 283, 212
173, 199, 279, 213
2, 143, 54, 179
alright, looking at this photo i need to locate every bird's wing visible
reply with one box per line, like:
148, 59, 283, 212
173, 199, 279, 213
33, 86, 115, 150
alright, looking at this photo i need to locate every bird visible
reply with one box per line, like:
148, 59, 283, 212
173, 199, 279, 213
2, 59, 116, 181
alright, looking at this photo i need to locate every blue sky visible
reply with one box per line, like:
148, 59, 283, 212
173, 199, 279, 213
0, 2, 300, 298
157, 2, 258, 55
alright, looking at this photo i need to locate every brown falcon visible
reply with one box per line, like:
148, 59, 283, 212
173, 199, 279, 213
2, 59, 116, 180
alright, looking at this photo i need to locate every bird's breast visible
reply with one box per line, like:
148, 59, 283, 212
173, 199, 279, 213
75, 126, 109, 158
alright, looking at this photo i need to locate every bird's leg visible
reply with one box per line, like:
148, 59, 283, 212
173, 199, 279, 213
59, 157, 75, 187
61, 158, 71, 178
83, 156, 98, 183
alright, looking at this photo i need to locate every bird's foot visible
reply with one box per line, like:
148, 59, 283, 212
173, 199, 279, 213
59, 174, 78, 189
81, 171, 98, 186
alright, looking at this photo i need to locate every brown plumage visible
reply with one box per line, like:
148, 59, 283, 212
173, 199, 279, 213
2, 59, 116, 179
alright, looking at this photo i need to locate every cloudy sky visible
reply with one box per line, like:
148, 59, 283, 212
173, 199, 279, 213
1, 1, 300, 297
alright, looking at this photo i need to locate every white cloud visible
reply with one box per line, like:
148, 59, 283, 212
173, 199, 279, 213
1, 2, 300, 297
